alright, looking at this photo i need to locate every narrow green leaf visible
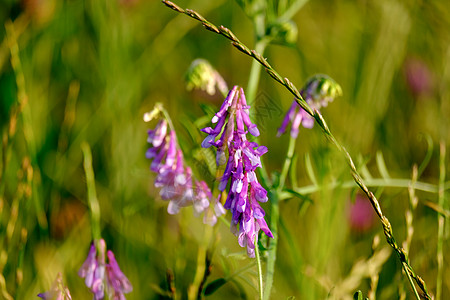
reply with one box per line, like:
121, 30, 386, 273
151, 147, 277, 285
304, 152, 317, 185
283, 188, 314, 204
376, 151, 391, 179
289, 153, 298, 189
204, 278, 227, 295
417, 133, 433, 177
353, 290, 363, 300
357, 154, 373, 180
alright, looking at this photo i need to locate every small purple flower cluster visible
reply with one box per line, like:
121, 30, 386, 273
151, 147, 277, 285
146, 116, 225, 225
278, 74, 342, 138
38, 273, 72, 300
78, 239, 132, 300
202, 86, 273, 257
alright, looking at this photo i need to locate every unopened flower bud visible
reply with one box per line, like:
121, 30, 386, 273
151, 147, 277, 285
302, 74, 342, 108
267, 20, 298, 45
185, 59, 228, 96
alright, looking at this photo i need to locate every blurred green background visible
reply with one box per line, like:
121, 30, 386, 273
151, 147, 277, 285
0, 0, 449, 299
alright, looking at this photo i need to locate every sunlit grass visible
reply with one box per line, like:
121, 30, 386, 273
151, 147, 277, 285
0, 0, 449, 299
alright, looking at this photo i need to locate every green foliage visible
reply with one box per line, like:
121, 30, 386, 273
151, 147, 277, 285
0, 0, 449, 299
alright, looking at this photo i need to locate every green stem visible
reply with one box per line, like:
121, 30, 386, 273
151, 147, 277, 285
280, 178, 443, 200
188, 223, 212, 300
278, 0, 309, 21
279, 136, 296, 189
436, 141, 446, 300
81, 142, 102, 242
247, 40, 270, 187
402, 262, 421, 300
263, 190, 278, 300
246, 41, 267, 104
255, 234, 264, 300
264, 136, 295, 299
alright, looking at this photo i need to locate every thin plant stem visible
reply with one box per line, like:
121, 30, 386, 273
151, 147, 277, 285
246, 39, 270, 185
255, 234, 264, 300
5, 19, 47, 230
158, 103, 176, 132
282, 178, 443, 200
436, 141, 446, 300
188, 224, 213, 300
278, 0, 309, 22
246, 40, 267, 104
264, 136, 296, 298
402, 261, 421, 300
400, 165, 419, 299
161, 2, 432, 298
81, 142, 102, 242
279, 136, 296, 189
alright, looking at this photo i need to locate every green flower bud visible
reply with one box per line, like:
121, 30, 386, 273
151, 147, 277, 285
185, 59, 227, 96
301, 74, 342, 108
267, 21, 298, 46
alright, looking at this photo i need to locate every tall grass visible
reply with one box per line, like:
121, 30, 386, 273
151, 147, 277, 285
0, 0, 448, 298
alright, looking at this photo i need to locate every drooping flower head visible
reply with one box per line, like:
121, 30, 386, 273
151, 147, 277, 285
38, 273, 72, 300
144, 104, 225, 225
201, 86, 273, 257
185, 58, 228, 96
78, 239, 132, 299
277, 74, 342, 138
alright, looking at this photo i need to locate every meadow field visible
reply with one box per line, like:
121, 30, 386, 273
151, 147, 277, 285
0, 0, 449, 299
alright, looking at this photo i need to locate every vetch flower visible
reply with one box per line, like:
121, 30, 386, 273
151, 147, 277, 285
277, 74, 342, 138
144, 106, 225, 225
201, 86, 273, 257
38, 273, 72, 300
106, 251, 133, 299
78, 239, 132, 299
193, 181, 226, 226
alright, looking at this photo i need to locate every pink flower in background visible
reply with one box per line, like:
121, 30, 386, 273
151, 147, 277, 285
348, 194, 376, 233
404, 57, 433, 97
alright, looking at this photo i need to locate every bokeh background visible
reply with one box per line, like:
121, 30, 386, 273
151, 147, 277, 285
0, 0, 449, 298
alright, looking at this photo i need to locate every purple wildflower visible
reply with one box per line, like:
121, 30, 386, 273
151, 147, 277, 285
78, 239, 132, 299
106, 251, 133, 299
201, 86, 273, 257
38, 273, 72, 300
193, 181, 226, 226
145, 107, 225, 225
277, 74, 342, 138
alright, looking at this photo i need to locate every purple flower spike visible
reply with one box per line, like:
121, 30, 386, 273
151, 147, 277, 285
277, 101, 297, 137
201, 114, 227, 148
145, 106, 224, 225
277, 74, 341, 138
147, 120, 167, 147
193, 181, 225, 226
78, 239, 132, 300
106, 251, 133, 297
200, 86, 273, 257
78, 242, 97, 288
212, 86, 238, 123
